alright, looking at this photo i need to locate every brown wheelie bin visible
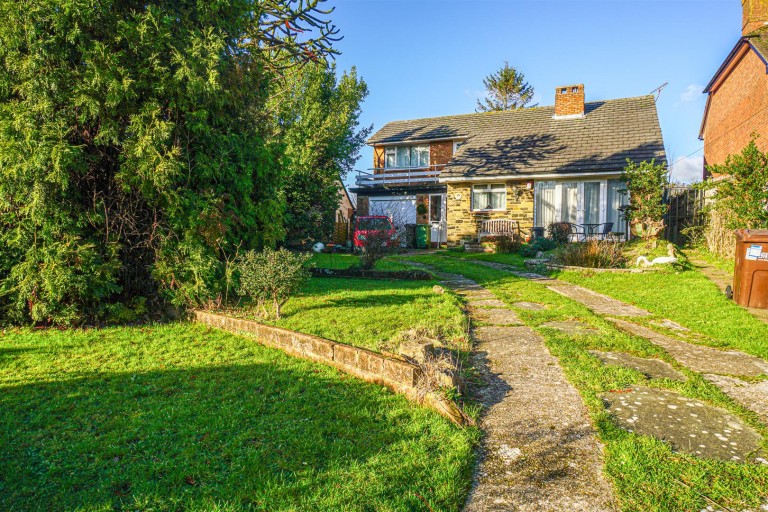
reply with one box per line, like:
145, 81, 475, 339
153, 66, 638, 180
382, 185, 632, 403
733, 229, 768, 309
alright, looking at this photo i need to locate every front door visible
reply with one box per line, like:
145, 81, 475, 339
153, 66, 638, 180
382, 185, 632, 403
429, 194, 447, 244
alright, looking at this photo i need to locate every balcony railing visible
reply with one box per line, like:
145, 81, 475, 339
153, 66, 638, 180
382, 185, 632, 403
355, 166, 443, 188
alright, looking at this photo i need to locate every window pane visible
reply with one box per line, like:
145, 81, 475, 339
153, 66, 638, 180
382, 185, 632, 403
583, 182, 601, 225
535, 181, 557, 227
561, 182, 578, 223
415, 146, 429, 167
473, 190, 489, 210
606, 179, 627, 233
491, 190, 505, 210
396, 147, 410, 167
429, 195, 441, 221
385, 148, 395, 168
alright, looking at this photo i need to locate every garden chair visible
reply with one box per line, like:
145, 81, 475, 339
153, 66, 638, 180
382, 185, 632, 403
597, 222, 614, 241
567, 222, 585, 242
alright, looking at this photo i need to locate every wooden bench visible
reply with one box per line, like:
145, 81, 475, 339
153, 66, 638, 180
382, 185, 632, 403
477, 219, 520, 242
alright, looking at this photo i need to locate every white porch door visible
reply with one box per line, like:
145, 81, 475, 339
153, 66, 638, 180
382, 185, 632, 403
429, 193, 447, 243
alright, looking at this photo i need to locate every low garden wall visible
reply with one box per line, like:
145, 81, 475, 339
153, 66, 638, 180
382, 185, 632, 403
192, 310, 468, 425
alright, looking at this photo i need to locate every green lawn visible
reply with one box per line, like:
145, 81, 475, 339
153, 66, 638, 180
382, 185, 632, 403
436, 250, 526, 268
0, 323, 478, 511
402, 254, 768, 511
553, 266, 768, 359
231, 276, 469, 354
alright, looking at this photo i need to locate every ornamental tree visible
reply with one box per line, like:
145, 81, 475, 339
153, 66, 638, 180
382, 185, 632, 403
476, 62, 536, 112
0, 0, 341, 324
705, 138, 768, 229
620, 159, 670, 240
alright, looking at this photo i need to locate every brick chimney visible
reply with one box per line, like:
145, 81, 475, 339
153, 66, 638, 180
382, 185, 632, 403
553, 84, 585, 119
743, 0, 768, 35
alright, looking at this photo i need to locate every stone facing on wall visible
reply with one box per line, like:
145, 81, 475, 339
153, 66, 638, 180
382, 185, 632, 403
192, 311, 468, 424
446, 181, 534, 244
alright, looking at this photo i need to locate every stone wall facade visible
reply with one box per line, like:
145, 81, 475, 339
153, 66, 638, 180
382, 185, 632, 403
446, 181, 534, 245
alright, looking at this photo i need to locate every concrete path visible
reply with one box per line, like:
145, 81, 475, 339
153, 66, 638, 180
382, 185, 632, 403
547, 284, 651, 318
453, 257, 768, 434
608, 318, 768, 378
434, 272, 617, 511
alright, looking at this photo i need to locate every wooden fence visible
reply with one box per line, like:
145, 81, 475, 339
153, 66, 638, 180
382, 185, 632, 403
662, 186, 706, 244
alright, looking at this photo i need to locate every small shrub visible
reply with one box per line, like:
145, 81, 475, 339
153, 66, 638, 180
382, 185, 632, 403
493, 234, 522, 254
621, 159, 669, 240
547, 222, 571, 245
519, 237, 556, 258
358, 229, 398, 270
554, 240, 627, 268
519, 244, 537, 258
237, 248, 311, 319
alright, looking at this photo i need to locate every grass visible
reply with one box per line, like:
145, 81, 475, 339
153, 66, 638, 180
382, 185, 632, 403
438, 250, 526, 268
401, 254, 768, 511
553, 266, 768, 359
0, 322, 478, 511
229, 276, 468, 353
686, 245, 736, 273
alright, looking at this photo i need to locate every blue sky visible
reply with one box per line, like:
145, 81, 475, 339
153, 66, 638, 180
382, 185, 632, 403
328, 0, 741, 186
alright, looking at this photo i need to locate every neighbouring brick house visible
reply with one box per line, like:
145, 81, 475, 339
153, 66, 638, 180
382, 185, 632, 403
700, 0, 768, 178
351, 85, 666, 245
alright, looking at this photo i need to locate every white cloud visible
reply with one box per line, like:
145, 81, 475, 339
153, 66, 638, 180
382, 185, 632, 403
680, 83, 704, 103
670, 155, 704, 184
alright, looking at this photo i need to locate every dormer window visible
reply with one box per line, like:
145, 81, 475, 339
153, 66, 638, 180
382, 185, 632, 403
384, 145, 430, 169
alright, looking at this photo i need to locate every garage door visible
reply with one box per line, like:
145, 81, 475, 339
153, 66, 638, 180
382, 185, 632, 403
368, 196, 417, 227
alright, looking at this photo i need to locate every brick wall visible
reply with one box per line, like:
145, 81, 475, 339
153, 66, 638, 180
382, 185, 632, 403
193, 310, 468, 425
743, 0, 768, 34
446, 181, 534, 244
430, 140, 454, 167
703, 48, 768, 169
554, 84, 585, 117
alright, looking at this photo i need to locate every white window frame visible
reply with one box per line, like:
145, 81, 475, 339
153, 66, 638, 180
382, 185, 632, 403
534, 179, 629, 228
471, 183, 507, 212
383, 145, 430, 169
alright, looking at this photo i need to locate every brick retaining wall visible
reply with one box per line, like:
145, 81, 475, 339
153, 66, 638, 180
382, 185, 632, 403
192, 311, 468, 424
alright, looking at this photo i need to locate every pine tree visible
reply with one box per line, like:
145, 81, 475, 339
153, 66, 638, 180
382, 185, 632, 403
476, 62, 535, 112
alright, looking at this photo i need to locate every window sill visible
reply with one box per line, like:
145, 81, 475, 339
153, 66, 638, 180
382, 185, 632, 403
471, 209, 507, 213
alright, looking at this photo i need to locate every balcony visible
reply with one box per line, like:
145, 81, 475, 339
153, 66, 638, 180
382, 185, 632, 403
355, 166, 443, 188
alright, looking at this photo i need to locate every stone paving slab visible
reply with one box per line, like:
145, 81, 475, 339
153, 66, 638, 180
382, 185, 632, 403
651, 319, 690, 332
467, 298, 508, 308
590, 351, 687, 381
469, 260, 552, 281
608, 318, 768, 378
601, 386, 764, 462
704, 374, 768, 426
466, 325, 617, 511
541, 320, 600, 336
547, 283, 652, 317
469, 307, 522, 326
513, 301, 547, 311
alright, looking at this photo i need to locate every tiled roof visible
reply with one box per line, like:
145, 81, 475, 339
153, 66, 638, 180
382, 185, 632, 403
367, 96, 666, 179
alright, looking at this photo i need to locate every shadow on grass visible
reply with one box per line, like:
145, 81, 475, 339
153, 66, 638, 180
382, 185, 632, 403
0, 362, 468, 510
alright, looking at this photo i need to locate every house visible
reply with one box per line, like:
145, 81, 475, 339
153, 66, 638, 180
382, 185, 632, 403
700, 0, 768, 178
351, 85, 666, 245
